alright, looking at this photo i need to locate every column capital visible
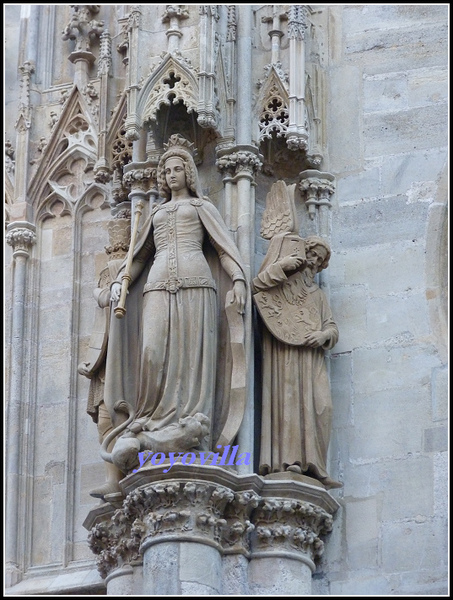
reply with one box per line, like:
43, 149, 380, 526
298, 170, 336, 220
216, 146, 263, 178
6, 222, 36, 258
122, 162, 157, 194
84, 465, 339, 582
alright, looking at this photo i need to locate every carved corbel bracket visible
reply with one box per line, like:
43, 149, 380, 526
298, 170, 335, 221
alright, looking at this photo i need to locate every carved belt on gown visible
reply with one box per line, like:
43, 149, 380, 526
144, 277, 217, 294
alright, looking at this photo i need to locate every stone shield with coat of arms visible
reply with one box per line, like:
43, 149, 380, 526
254, 273, 322, 346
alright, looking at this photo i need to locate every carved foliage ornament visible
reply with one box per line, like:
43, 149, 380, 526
253, 498, 332, 560
62, 5, 104, 55
216, 151, 262, 176
6, 226, 37, 257
88, 481, 333, 579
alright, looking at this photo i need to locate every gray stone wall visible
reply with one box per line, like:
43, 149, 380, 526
5, 4, 448, 595
313, 5, 448, 595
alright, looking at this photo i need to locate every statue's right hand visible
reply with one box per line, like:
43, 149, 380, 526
279, 254, 305, 272
110, 282, 122, 302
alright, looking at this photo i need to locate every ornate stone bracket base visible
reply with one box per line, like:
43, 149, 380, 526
84, 464, 339, 595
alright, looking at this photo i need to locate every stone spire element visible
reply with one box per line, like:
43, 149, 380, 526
62, 5, 104, 87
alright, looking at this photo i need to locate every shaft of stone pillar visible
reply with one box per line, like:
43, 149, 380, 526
25, 5, 40, 66
142, 541, 223, 595
297, 37, 306, 134
236, 175, 253, 279
106, 565, 139, 595
133, 129, 147, 162
5, 222, 36, 587
236, 6, 252, 146
73, 57, 90, 89
223, 178, 234, 231
236, 173, 255, 473
5, 253, 27, 574
249, 556, 313, 595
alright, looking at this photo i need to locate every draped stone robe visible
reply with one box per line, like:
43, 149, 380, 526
103, 197, 247, 450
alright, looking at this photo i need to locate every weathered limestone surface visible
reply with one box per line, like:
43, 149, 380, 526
5, 4, 448, 596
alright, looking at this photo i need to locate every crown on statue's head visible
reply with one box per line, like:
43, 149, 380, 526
163, 134, 195, 157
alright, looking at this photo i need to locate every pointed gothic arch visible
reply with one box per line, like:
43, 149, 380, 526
138, 54, 199, 127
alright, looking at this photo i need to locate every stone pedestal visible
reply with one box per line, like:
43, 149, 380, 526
84, 464, 339, 595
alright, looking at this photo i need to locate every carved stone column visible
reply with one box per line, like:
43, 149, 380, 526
216, 148, 262, 475
298, 169, 336, 298
124, 7, 142, 141
85, 465, 339, 595
122, 162, 157, 220
94, 30, 112, 183
287, 5, 309, 151
5, 222, 36, 586
162, 5, 189, 54
249, 478, 337, 595
299, 169, 335, 237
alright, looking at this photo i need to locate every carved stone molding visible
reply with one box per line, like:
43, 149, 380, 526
84, 466, 340, 581
16, 61, 35, 132
287, 5, 308, 41
6, 222, 37, 258
251, 497, 333, 568
216, 148, 262, 178
62, 5, 104, 63
5, 140, 15, 177
298, 170, 335, 220
222, 491, 260, 556
226, 5, 237, 42
141, 56, 199, 127
122, 164, 157, 193
97, 30, 112, 77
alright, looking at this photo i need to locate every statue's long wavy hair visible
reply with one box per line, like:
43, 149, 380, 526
157, 148, 205, 201
305, 235, 331, 272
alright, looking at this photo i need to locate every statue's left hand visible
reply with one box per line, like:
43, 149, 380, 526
304, 330, 329, 348
231, 280, 246, 314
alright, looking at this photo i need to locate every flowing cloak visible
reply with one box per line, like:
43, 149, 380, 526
252, 233, 339, 478
103, 197, 247, 449
80, 259, 124, 423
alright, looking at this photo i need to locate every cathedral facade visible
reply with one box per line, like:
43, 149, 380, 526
5, 5, 448, 595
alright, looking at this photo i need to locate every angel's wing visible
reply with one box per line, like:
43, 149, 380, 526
260, 180, 298, 240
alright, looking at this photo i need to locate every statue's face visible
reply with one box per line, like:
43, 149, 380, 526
164, 157, 187, 193
306, 245, 328, 271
